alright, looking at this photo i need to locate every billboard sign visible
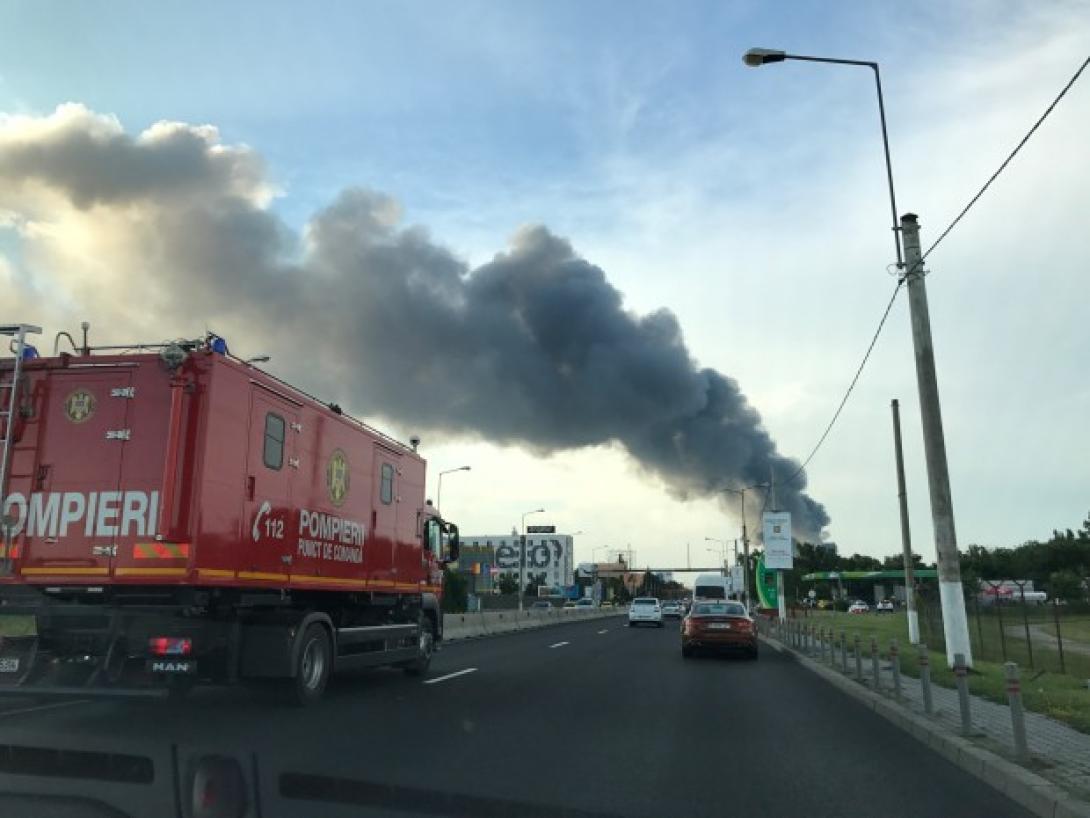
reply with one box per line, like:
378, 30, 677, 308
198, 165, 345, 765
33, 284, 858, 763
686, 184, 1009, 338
762, 511, 793, 570
527, 525, 556, 534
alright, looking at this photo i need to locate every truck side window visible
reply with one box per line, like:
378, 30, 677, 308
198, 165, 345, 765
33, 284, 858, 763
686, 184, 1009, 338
263, 413, 285, 470
380, 462, 394, 504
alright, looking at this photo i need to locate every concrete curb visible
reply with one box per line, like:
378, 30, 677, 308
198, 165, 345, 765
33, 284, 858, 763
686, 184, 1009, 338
761, 634, 1090, 818
443, 609, 624, 642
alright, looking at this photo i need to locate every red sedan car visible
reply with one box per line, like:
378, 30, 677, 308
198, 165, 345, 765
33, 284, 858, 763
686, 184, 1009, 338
680, 601, 758, 659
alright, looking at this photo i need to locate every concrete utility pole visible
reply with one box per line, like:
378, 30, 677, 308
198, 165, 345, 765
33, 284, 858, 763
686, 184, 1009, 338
741, 510, 750, 609
901, 214, 972, 667
890, 399, 920, 644
770, 468, 786, 620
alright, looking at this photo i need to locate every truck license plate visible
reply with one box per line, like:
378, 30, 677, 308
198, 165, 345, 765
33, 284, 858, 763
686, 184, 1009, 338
0, 658, 20, 673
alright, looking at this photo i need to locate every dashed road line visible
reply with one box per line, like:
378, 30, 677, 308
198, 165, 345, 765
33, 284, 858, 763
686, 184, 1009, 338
424, 668, 478, 685
548, 641, 570, 649
597, 629, 609, 634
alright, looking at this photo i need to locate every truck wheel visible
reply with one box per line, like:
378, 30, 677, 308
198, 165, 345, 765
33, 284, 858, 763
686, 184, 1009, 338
288, 624, 332, 706
403, 615, 435, 677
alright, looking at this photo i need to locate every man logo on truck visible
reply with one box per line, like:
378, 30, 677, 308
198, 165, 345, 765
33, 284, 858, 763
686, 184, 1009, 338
64, 389, 96, 423
326, 449, 349, 506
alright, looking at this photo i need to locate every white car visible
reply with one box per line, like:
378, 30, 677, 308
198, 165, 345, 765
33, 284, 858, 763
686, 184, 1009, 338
876, 599, 895, 613
848, 600, 870, 614
628, 597, 664, 627
661, 601, 682, 618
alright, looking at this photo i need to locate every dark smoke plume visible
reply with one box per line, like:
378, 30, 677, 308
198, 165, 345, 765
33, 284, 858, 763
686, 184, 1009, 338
0, 106, 830, 540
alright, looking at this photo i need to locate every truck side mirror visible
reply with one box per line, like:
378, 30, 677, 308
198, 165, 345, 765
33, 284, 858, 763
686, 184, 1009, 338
443, 524, 460, 564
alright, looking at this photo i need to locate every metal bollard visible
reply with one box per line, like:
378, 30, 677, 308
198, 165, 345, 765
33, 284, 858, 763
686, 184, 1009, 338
819, 628, 827, 662
870, 637, 880, 691
854, 634, 863, 681
825, 629, 833, 665
1005, 663, 1030, 762
890, 639, 902, 699
840, 630, 849, 673
954, 653, 972, 735
918, 643, 933, 715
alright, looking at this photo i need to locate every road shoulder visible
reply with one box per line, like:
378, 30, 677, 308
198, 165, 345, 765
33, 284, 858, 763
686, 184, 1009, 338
760, 633, 1090, 818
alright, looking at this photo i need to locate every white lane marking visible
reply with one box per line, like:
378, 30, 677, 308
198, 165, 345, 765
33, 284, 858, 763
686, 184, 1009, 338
597, 629, 608, 634
424, 668, 478, 685
0, 699, 89, 719
549, 641, 570, 649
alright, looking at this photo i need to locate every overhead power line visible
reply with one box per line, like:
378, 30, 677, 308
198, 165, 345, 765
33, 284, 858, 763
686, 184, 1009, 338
774, 280, 904, 491
921, 54, 1089, 265
756, 54, 1089, 494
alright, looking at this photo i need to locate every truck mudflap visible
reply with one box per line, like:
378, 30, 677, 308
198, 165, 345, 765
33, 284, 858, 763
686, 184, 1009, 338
0, 627, 187, 700
0, 605, 220, 699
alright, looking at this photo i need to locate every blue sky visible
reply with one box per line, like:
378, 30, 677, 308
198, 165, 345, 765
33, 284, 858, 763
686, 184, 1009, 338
2, 1, 1088, 571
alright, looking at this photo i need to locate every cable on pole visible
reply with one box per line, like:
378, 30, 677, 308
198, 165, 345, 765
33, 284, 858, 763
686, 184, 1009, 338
759, 53, 1089, 492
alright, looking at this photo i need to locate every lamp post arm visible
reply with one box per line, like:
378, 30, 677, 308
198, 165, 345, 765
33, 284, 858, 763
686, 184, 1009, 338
781, 54, 902, 267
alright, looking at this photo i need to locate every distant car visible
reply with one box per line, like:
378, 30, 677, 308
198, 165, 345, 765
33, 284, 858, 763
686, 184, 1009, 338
816, 599, 833, 610
574, 598, 597, 609
562, 600, 577, 609
530, 600, 552, 610
876, 599, 895, 613
599, 601, 614, 608
848, 600, 870, 614
681, 601, 758, 659
661, 601, 682, 618
628, 597, 663, 627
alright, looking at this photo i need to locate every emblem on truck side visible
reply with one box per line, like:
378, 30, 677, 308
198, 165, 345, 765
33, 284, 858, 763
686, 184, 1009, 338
326, 449, 349, 507
64, 389, 96, 423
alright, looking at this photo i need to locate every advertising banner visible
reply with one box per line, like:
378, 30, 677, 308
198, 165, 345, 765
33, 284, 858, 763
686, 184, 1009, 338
762, 511, 793, 570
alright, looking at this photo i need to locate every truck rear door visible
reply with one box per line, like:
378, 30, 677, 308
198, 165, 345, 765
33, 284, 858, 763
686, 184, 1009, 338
17, 369, 134, 579
240, 388, 298, 582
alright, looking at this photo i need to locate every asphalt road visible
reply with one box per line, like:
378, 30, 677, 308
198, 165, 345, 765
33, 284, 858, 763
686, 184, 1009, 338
0, 614, 1032, 818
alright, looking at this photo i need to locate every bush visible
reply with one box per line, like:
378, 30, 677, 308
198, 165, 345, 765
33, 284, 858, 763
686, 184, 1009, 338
442, 568, 468, 613
1050, 569, 1086, 602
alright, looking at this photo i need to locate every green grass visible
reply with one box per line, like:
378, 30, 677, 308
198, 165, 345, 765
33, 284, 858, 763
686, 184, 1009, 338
1059, 619, 1090, 645
798, 610, 1090, 735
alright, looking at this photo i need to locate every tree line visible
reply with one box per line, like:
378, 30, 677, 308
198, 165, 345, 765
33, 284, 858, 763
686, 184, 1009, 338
785, 510, 1090, 603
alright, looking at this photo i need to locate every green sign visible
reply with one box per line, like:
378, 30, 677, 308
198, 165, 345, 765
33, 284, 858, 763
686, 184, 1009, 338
755, 554, 778, 609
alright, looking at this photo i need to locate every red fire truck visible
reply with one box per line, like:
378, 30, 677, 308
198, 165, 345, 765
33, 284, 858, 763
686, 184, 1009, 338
0, 323, 459, 705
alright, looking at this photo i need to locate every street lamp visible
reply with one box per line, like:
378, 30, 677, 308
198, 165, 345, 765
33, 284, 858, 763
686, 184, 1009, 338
518, 508, 545, 612
742, 47, 902, 267
721, 486, 767, 609
704, 538, 727, 577
436, 465, 471, 512
743, 47, 972, 664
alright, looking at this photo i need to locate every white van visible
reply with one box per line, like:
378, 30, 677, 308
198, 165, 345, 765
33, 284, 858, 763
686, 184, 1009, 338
693, 574, 732, 602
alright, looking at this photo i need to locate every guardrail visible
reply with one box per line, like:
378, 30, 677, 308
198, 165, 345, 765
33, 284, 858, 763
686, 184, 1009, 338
442, 607, 622, 641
